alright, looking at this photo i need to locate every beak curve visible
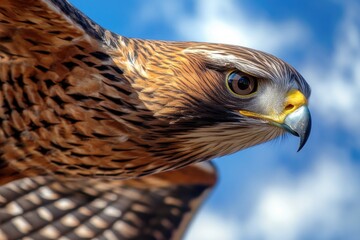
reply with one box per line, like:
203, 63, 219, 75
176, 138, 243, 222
283, 105, 311, 151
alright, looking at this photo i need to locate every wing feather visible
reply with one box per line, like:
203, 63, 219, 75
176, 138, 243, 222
0, 162, 217, 240
0, 0, 139, 182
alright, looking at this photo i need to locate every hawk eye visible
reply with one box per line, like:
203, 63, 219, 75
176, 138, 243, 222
226, 71, 258, 96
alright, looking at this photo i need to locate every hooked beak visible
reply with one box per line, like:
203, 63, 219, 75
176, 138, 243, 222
240, 90, 311, 151
283, 105, 311, 151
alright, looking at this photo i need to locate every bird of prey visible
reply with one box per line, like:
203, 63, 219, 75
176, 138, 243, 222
0, 0, 311, 239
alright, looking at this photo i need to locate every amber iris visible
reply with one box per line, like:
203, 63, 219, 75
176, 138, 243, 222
227, 71, 258, 96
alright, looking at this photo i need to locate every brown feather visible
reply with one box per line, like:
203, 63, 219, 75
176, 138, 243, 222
0, 163, 216, 240
0, 1, 312, 239
0, 0, 310, 182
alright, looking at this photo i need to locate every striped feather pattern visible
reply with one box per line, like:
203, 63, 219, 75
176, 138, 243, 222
0, 162, 216, 240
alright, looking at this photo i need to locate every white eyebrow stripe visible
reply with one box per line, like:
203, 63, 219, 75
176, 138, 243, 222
183, 48, 271, 78
183, 48, 239, 64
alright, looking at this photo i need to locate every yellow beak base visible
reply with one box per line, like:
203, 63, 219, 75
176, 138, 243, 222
239, 90, 311, 151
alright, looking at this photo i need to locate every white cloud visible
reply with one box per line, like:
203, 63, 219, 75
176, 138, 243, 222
302, 2, 360, 132
241, 154, 360, 240
175, 0, 308, 54
184, 211, 240, 240
138, 0, 308, 54
186, 152, 360, 240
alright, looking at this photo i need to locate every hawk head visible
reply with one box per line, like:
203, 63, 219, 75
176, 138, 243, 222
126, 41, 311, 161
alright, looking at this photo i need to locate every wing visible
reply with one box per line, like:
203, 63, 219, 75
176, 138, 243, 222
0, 162, 217, 240
0, 0, 144, 182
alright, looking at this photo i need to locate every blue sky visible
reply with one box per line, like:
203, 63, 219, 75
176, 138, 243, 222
71, 1, 360, 239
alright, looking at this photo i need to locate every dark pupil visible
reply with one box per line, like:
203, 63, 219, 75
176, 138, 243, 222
237, 76, 250, 90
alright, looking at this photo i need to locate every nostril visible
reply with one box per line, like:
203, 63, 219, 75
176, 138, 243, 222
285, 104, 294, 111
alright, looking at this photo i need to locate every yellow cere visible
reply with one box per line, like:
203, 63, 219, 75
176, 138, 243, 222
239, 90, 308, 124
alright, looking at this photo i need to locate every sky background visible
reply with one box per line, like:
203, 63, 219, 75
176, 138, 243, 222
70, 1, 360, 239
